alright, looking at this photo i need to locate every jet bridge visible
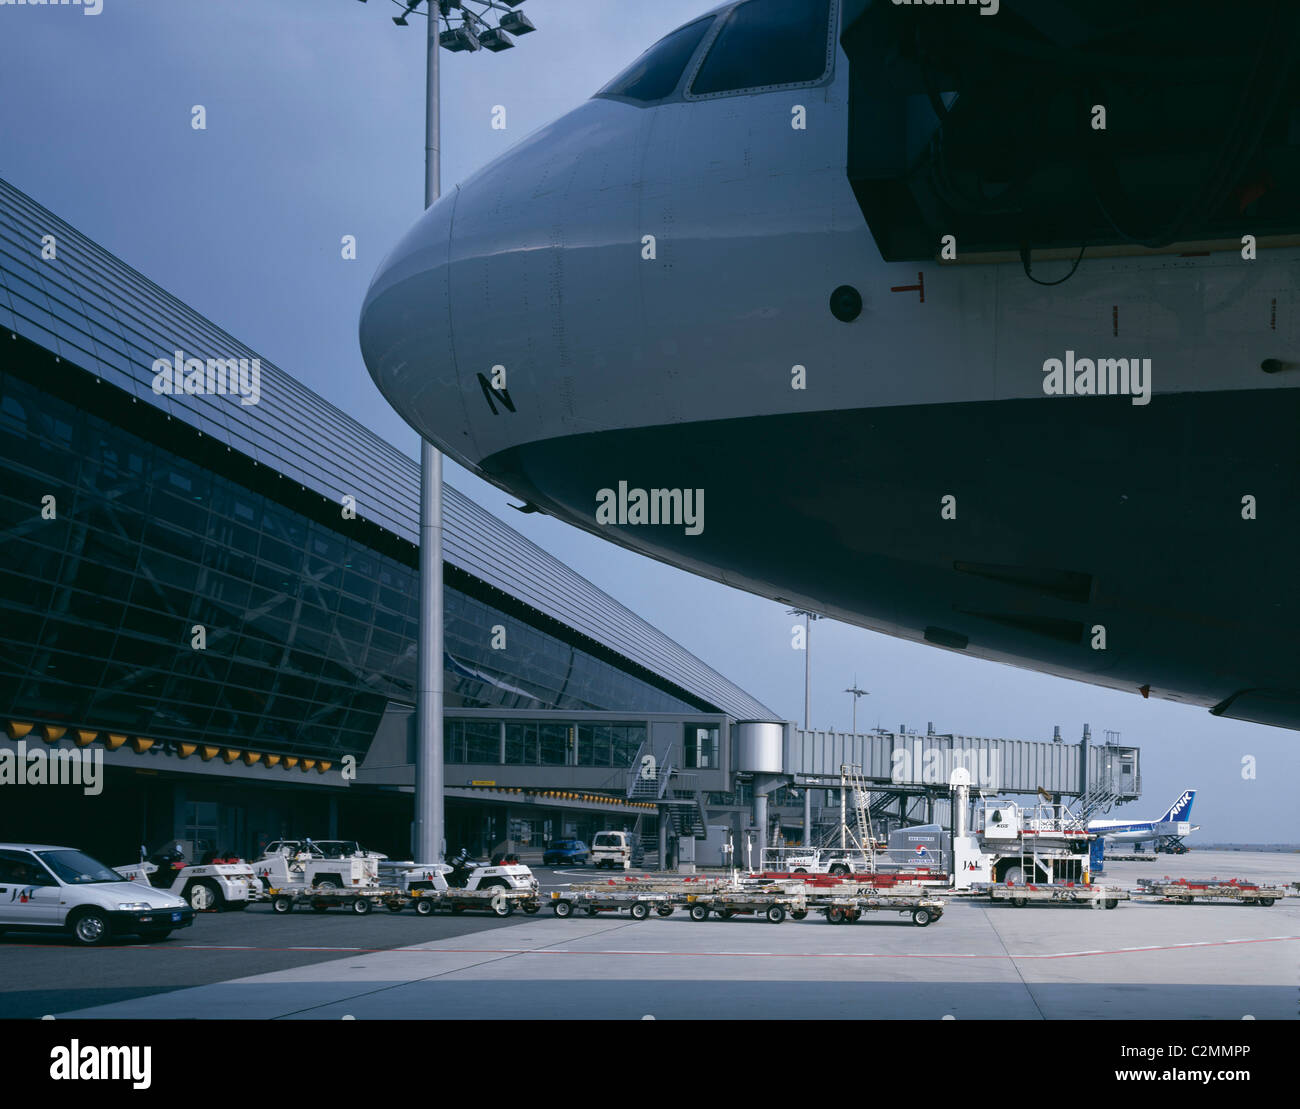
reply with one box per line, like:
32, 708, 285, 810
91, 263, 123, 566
741, 721, 1140, 844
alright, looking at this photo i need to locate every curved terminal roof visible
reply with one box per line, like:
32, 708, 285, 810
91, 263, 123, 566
0, 176, 779, 723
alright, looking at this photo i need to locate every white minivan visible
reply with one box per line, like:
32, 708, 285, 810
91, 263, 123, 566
590, 831, 641, 870
0, 843, 195, 946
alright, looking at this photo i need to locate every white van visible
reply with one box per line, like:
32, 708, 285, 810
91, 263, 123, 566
590, 831, 641, 870
0, 843, 194, 946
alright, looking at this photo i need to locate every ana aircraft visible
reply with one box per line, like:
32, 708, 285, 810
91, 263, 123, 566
360, 0, 1300, 730
1088, 790, 1198, 847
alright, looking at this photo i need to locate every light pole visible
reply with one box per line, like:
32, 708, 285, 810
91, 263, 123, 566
362, 0, 537, 864
788, 607, 822, 846
787, 608, 822, 731
845, 677, 869, 735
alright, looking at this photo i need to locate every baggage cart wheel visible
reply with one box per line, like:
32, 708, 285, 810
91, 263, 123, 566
766, 905, 786, 924
1104, 898, 1119, 910
522, 903, 541, 914
1010, 896, 1028, 908
911, 907, 933, 927
825, 906, 846, 924
352, 897, 373, 915
630, 901, 650, 921
718, 908, 734, 920
583, 904, 600, 917
655, 904, 674, 917
791, 910, 807, 920
553, 899, 573, 918
387, 901, 405, 912
271, 895, 294, 914
490, 895, 514, 918
689, 904, 709, 922
414, 898, 435, 916
1258, 897, 1275, 906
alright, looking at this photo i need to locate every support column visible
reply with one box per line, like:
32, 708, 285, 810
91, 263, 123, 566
803, 788, 812, 845
658, 810, 668, 872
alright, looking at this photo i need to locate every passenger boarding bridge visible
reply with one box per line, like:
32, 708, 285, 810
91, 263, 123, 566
734, 721, 1141, 850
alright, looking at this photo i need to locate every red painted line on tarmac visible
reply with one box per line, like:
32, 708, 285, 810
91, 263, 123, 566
7, 936, 1296, 960
140, 934, 1298, 959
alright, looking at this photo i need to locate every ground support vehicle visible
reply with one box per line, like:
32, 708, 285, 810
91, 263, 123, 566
1106, 852, 1160, 862
682, 886, 808, 923
589, 830, 643, 869
267, 885, 408, 915
390, 856, 537, 896
254, 841, 381, 892
265, 884, 538, 917
1132, 877, 1285, 905
815, 890, 947, 927
410, 886, 539, 917
117, 844, 260, 912
550, 889, 678, 919
971, 881, 1127, 909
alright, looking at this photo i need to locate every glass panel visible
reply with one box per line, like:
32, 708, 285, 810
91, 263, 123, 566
597, 16, 714, 102
691, 0, 831, 96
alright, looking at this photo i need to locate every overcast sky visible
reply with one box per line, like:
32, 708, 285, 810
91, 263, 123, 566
2, 0, 1295, 842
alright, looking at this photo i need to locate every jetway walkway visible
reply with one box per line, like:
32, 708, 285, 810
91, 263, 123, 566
785, 725, 1140, 802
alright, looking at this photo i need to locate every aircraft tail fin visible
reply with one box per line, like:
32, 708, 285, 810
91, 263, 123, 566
1161, 790, 1196, 823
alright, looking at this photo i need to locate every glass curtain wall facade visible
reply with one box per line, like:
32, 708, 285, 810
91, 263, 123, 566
0, 368, 706, 762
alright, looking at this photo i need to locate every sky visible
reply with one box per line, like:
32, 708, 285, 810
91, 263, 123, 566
1, 0, 1295, 842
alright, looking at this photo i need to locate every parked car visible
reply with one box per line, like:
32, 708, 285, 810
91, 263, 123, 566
0, 843, 194, 946
542, 839, 589, 866
590, 830, 643, 869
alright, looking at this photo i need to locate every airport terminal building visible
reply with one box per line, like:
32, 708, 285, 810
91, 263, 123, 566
0, 176, 782, 864
0, 177, 1143, 868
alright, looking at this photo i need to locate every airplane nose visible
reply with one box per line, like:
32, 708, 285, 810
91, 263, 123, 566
359, 190, 463, 455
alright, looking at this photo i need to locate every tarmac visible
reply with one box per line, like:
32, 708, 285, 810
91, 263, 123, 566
49, 850, 1300, 1020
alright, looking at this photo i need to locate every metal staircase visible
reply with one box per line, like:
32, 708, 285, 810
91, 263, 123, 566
626, 742, 707, 840
626, 740, 660, 799
1072, 777, 1123, 827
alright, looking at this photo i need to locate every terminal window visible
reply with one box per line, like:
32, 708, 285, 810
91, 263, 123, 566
684, 723, 719, 769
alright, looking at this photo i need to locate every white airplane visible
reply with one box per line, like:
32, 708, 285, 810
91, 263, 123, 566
1088, 790, 1198, 847
360, 1, 1300, 731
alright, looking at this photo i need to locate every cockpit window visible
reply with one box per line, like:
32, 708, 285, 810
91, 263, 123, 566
597, 16, 715, 103
690, 0, 832, 97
